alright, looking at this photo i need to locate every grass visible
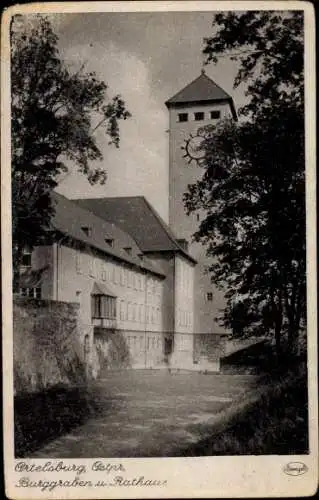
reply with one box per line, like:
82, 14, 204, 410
14, 357, 309, 458
168, 362, 308, 456
14, 385, 100, 457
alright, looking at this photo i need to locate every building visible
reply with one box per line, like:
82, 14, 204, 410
19, 192, 197, 372
165, 69, 238, 336
18, 70, 237, 373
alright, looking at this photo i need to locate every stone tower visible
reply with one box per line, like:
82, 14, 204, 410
165, 69, 238, 334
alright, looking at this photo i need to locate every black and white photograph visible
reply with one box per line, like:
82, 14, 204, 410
2, 1, 317, 498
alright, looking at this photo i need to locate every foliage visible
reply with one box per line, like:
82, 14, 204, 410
203, 10, 304, 114
185, 11, 305, 355
11, 15, 130, 281
170, 363, 308, 455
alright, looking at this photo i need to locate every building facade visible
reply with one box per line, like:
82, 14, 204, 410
19, 192, 197, 372
165, 70, 238, 336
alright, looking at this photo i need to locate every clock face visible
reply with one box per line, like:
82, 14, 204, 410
182, 132, 207, 164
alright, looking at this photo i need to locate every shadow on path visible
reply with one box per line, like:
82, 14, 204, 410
14, 385, 114, 457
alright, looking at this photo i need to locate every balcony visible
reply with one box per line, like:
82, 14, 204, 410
92, 317, 117, 329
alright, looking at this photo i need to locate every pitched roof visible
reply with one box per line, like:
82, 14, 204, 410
165, 70, 238, 120
51, 192, 165, 278
73, 196, 196, 265
92, 281, 116, 297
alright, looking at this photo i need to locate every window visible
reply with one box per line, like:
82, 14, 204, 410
89, 259, 96, 278
120, 300, 125, 320
146, 305, 150, 323
113, 265, 119, 284
127, 302, 132, 320
75, 253, 82, 274
81, 226, 92, 237
105, 238, 114, 247
206, 292, 213, 301
120, 268, 125, 286
194, 111, 205, 121
178, 113, 188, 122
92, 294, 116, 319
136, 274, 141, 290
156, 307, 160, 324
21, 253, 31, 267
132, 303, 136, 322
210, 110, 221, 120
20, 287, 41, 299
124, 247, 132, 256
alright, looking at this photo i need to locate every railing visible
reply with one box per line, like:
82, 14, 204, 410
92, 317, 117, 329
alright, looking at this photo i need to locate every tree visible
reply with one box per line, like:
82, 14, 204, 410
203, 11, 303, 114
185, 11, 305, 357
11, 15, 130, 286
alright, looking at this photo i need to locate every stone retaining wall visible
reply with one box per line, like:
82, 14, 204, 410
13, 297, 87, 395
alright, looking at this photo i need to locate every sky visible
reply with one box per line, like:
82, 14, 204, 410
47, 11, 248, 222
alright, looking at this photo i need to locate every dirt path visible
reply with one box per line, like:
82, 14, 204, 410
30, 370, 259, 458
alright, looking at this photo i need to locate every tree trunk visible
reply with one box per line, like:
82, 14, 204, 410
273, 290, 283, 362
12, 242, 23, 293
288, 323, 299, 356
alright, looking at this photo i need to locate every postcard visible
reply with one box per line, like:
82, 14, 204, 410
2, 1, 318, 498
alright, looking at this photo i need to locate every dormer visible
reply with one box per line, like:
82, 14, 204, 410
105, 238, 114, 248
81, 226, 92, 237
124, 247, 132, 256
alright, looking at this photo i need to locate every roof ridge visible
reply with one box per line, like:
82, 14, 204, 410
165, 73, 203, 104
140, 196, 179, 249
73, 196, 197, 264
202, 72, 232, 99
51, 192, 165, 277
72, 195, 147, 202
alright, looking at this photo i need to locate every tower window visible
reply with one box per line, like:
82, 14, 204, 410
206, 292, 213, 301
194, 112, 205, 121
178, 113, 188, 122
210, 110, 221, 120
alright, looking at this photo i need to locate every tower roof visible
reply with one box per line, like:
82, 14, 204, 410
165, 69, 237, 120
